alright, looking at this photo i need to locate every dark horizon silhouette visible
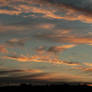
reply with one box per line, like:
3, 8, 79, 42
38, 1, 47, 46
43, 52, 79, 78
0, 82, 92, 91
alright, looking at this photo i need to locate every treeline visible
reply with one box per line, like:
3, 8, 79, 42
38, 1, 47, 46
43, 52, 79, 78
0, 83, 92, 91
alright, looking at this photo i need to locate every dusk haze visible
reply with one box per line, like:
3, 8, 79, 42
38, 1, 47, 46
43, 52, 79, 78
0, 0, 92, 88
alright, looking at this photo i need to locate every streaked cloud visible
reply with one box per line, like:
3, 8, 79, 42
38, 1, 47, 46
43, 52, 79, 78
0, 69, 43, 75
30, 72, 82, 82
0, 0, 92, 86
84, 62, 92, 67
0, 45, 8, 54
36, 29, 92, 44
0, 24, 27, 32
47, 44, 76, 53
87, 84, 92, 87
1, 54, 80, 66
0, 0, 92, 23
0, 72, 87, 86
72, 65, 92, 73
5, 38, 29, 47
36, 23, 55, 30
0, 9, 21, 15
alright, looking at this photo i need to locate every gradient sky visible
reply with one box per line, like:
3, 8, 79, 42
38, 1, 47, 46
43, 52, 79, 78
0, 0, 92, 86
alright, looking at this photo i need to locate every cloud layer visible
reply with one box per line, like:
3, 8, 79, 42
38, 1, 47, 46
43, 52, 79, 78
0, 0, 92, 23
0, 0, 92, 86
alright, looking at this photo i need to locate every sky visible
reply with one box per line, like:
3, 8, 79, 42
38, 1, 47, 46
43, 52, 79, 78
0, 0, 92, 86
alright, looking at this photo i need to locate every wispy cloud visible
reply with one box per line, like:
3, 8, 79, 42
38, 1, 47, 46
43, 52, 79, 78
0, 9, 21, 15
0, 0, 92, 86
0, 45, 8, 54
0, 0, 92, 23
1, 54, 80, 66
36, 44, 76, 56
0, 69, 43, 75
6, 38, 29, 47
36, 29, 92, 44
47, 44, 76, 53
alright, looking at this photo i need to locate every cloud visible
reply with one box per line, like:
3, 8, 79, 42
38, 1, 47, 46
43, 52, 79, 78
0, 0, 92, 86
6, 38, 29, 47
0, 24, 28, 32
0, 68, 45, 86
87, 84, 92, 87
48, 44, 76, 53
36, 44, 76, 54
0, 0, 92, 23
72, 65, 92, 73
27, 0, 92, 23
36, 29, 92, 44
0, 69, 42, 75
1, 54, 80, 66
0, 22, 55, 34
32, 73, 84, 83
0, 9, 21, 15
36, 0, 92, 23
0, 45, 8, 54
0, 44, 79, 66
83, 62, 92, 67
0, 71, 85, 86
36, 23, 55, 30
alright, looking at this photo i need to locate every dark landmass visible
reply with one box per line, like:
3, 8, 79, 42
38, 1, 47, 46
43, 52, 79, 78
0, 83, 92, 91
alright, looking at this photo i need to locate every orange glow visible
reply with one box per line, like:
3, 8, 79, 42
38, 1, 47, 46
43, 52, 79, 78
84, 62, 92, 67
0, 9, 21, 15
87, 84, 92, 87
0, 45, 8, 53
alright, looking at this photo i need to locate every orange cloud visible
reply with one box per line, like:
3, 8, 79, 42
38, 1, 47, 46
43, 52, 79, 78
38, 30, 92, 44
0, 0, 92, 23
68, 37, 92, 44
37, 0, 92, 23
0, 25, 28, 32
83, 62, 92, 67
0, 9, 21, 15
15, 4, 63, 19
87, 84, 92, 87
17, 3, 92, 23
47, 44, 76, 53
23, 0, 92, 23
36, 44, 76, 54
13, 69, 43, 74
23, 69, 43, 73
30, 72, 84, 82
0, 69, 43, 76
36, 23, 55, 30
2, 54, 80, 66
72, 66, 92, 72
6, 38, 28, 47
0, 45, 8, 54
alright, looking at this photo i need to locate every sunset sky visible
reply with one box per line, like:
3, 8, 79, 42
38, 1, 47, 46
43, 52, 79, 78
0, 0, 92, 86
